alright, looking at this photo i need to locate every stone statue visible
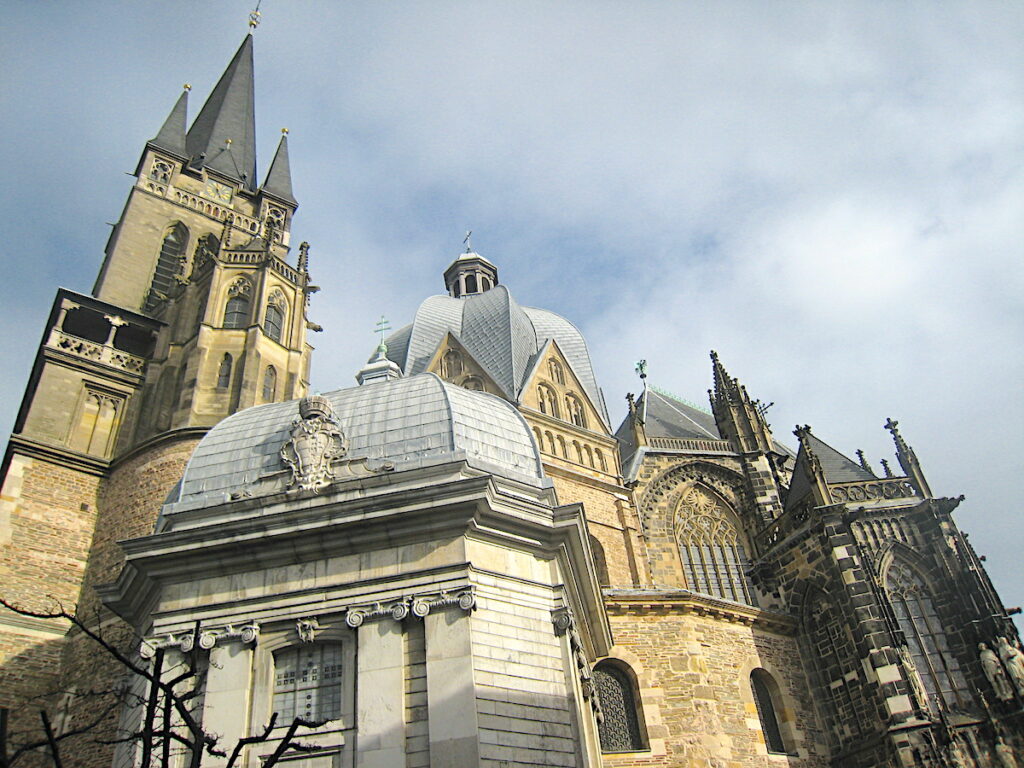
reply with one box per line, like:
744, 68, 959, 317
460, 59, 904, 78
996, 738, 1018, 768
997, 636, 1024, 697
280, 395, 347, 492
946, 739, 969, 768
980, 642, 1014, 701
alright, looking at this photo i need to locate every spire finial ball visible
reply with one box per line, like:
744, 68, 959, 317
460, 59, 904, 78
183, 83, 192, 92
282, 127, 289, 136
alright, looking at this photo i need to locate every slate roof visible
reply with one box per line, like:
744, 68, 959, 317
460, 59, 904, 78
185, 34, 258, 189
261, 133, 296, 205
641, 389, 720, 440
383, 286, 609, 427
150, 89, 188, 158
169, 374, 546, 511
784, 432, 874, 512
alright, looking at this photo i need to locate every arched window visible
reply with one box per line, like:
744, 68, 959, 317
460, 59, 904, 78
537, 384, 560, 418
593, 661, 646, 753
596, 448, 607, 472
557, 435, 568, 458
544, 431, 557, 455
441, 349, 463, 379
566, 394, 587, 428
480, 276, 491, 291
589, 535, 609, 587
465, 273, 478, 293
532, 427, 543, 450
584, 444, 594, 467
217, 354, 232, 389
273, 643, 343, 723
548, 359, 565, 385
264, 292, 287, 343
461, 376, 484, 391
262, 365, 277, 402
675, 484, 756, 605
145, 222, 189, 313
223, 278, 252, 329
885, 558, 971, 710
750, 669, 787, 754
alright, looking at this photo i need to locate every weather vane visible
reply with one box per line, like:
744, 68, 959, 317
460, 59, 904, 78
463, 230, 473, 253
635, 359, 648, 380
249, 0, 262, 30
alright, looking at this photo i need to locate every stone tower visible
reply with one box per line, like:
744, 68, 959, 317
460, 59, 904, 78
0, 31, 316, 751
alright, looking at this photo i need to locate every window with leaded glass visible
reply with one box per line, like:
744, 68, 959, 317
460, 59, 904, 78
264, 300, 285, 343
273, 643, 343, 724
750, 669, 787, 754
145, 222, 188, 313
223, 278, 252, 329
885, 558, 971, 710
594, 662, 645, 753
675, 484, 756, 605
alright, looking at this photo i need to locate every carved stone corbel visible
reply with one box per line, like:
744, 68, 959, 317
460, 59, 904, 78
139, 622, 259, 659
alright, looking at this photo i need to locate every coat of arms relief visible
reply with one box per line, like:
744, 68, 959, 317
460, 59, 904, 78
280, 395, 348, 492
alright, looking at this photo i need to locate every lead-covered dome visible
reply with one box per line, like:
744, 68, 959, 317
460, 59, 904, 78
165, 374, 546, 513
382, 285, 609, 428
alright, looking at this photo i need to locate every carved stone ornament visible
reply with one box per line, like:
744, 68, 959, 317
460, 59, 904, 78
998, 636, 1024, 698
139, 622, 259, 659
552, 608, 603, 723
996, 738, 1019, 768
280, 395, 348, 493
345, 589, 476, 628
296, 617, 320, 643
980, 642, 1015, 701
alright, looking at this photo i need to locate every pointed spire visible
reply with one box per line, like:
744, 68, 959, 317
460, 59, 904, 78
793, 425, 832, 505
149, 85, 189, 157
709, 351, 774, 453
884, 418, 932, 497
261, 129, 297, 205
186, 34, 257, 188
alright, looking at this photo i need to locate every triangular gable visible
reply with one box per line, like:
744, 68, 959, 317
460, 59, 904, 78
424, 332, 503, 397
520, 339, 610, 435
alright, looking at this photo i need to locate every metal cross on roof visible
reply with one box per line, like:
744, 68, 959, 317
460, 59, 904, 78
463, 230, 473, 253
375, 315, 391, 345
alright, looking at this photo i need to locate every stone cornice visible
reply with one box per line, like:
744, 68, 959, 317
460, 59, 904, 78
0, 610, 71, 639
602, 588, 796, 633
5, 434, 110, 477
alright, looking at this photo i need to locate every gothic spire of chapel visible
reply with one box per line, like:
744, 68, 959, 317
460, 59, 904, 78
149, 86, 189, 158
262, 129, 297, 205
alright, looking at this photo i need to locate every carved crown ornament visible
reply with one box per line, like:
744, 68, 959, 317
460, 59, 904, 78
139, 622, 260, 658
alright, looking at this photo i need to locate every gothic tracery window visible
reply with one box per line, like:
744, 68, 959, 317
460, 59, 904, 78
675, 484, 755, 605
145, 222, 189, 313
548, 359, 565, 385
149, 159, 172, 183
264, 291, 287, 343
885, 559, 971, 710
594, 662, 646, 753
223, 278, 252, 329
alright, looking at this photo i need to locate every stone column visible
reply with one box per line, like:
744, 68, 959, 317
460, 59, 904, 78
356, 620, 405, 767
204, 642, 254, 766
424, 608, 480, 766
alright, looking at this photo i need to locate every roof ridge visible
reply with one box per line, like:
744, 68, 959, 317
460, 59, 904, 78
649, 384, 712, 415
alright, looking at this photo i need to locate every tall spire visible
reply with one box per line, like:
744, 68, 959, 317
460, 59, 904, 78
149, 86, 189, 158
185, 34, 257, 189
708, 351, 773, 453
261, 129, 297, 205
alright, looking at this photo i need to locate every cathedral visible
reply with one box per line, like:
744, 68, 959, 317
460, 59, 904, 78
0, 28, 1022, 768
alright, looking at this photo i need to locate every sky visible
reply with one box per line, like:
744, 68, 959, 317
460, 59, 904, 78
0, 2, 1021, 620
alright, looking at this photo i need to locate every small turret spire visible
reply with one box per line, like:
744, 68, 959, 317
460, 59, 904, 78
149, 85, 190, 158
885, 418, 932, 497
708, 351, 773, 453
356, 315, 402, 385
185, 34, 257, 189
261, 128, 297, 205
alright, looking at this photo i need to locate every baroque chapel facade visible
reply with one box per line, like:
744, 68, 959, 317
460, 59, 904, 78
0, 31, 1022, 768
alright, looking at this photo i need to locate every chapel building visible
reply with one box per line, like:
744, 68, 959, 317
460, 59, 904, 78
0, 29, 1021, 768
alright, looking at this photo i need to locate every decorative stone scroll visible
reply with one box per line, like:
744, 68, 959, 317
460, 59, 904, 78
280, 395, 348, 493
139, 622, 259, 659
344, 589, 476, 628
552, 608, 603, 722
